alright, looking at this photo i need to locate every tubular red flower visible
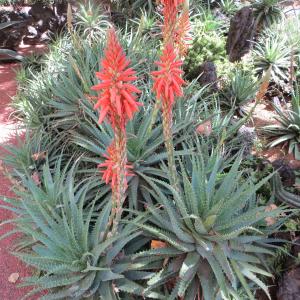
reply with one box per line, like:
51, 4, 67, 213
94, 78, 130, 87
91, 29, 142, 130
98, 142, 132, 189
152, 43, 185, 110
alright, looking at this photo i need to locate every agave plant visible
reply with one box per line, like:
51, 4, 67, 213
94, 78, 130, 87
223, 70, 259, 111
1, 159, 165, 299
253, 31, 292, 86
134, 149, 288, 299
252, 0, 283, 28
262, 87, 300, 159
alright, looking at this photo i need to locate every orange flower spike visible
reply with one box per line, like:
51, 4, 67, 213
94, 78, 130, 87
175, 8, 191, 57
161, 0, 178, 45
98, 143, 133, 189
91, 29, 142, 130
152, 44, 185, 108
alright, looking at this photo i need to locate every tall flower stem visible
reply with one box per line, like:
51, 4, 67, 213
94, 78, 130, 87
147, 99, 161, 137
152, 44, 185, 192
111, 129, 127, 235
161, 100, 179, 193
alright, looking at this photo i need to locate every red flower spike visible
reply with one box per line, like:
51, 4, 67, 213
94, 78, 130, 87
152, 43, 185, 110
91, 29, 142, 130
98, 142, 133, 189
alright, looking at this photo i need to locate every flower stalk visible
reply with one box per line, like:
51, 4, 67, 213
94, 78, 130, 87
92, 29, 141, 234
152, 44, 185, 192
151, 1, 190, 192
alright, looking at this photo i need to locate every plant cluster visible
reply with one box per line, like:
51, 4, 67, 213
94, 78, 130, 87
262, 87, 300, 159
185, 26, 226, 79
2, 0, 300, 300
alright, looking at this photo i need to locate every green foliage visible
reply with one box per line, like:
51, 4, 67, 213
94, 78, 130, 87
253, 31, 292, 86
75, 1, 112, 44
271, 15, 300, 50
252, 0, 283, 28
272, 173, 300, 207
223, 70, 259, 109
218, 0, 238, 16
111, 0, 156, 16
135, 149, 288, 299
2, 3, 297, 298
262, 86, 300, 159
185, 30, 226, 79
0, 158, 165, 299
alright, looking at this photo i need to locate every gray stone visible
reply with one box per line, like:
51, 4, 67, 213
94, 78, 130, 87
198, 61, 218, 91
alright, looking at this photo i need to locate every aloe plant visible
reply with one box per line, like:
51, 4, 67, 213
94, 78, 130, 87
75, 1, 112, 43
71, 84, 208, 210
262, 87, 300, 159
252, 0, 283, 28
223, 70, 259, 111
253, 31, 291, 85
0, 159, 164, 299
134, 150, 288, 299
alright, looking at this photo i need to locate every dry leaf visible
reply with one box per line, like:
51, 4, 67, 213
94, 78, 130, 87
265, 204, 278, 226
0, 159, 4, 172
31, 172, 41, 186
151, 240, 167, 249
294, 184, 300, 191
8, 273, 19, 283
32, 151, 47, 161
196, 120, 212, 136
84, 94, 97, 103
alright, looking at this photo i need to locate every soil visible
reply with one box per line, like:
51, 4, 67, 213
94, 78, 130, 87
0, 44, 46, 299
244, 100, 300, 170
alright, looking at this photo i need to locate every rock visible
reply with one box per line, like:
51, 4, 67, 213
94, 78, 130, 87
29, 3, 55, 21
196, 120, 212, 137
197, 61, 218, 91
291, 237, 300, 257
8, 273, 19, 283
226, 7, 256, 62
277, 268, 300, 300
55, 2, 68, 17
272, 159, 296, 187
0, 3, 67, 48
237, 125, 257, 156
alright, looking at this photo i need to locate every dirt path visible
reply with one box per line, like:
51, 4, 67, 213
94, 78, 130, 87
0, 45, 46, 299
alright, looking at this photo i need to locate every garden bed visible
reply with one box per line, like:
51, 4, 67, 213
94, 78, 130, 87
1, 0, 300, 299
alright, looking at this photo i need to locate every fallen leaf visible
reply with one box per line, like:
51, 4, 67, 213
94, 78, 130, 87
196, 120, 212, 136
31, 172, 41, 186
151, 240, 167, 249
84, 94, 97, 103
32, 151, 47, 161
8, 273, 19, 283
265, 204, 278, 226
294, 184, 300, 192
